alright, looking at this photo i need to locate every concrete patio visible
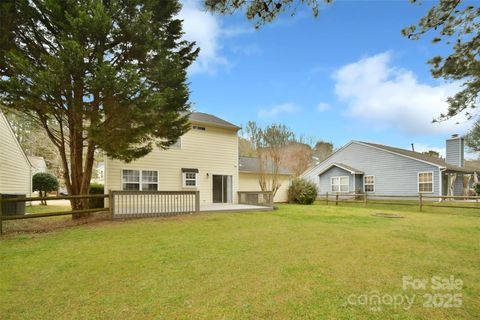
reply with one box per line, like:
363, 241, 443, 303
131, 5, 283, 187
200, 203, 273, 212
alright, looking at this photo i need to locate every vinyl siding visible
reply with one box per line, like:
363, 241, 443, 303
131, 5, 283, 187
303, 142, 441, 196
452, 174, 474, 196
355, 174, 363, 192
238, 172, 291, 202
0, 112, 31, 195
105, 123, 239, 204
318, 167, 355, 194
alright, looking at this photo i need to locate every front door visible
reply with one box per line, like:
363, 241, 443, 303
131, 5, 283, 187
212, 175, 232, 203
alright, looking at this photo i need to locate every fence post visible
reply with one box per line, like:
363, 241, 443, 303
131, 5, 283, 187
335, 193, 339, 206
419, 193, 423, 212
0, 194, 3, 235
108, 190, 113, 220
195, 191, 200, 213
326, 192, 329, 205
364, 192, 368, 207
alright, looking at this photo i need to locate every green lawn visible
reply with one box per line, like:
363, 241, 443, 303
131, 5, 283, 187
1, 204, 479, 319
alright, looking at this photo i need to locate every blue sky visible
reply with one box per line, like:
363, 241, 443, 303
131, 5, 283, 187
179, 0, 474, 157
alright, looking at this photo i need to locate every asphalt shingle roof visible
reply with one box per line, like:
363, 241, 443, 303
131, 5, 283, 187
357, 141, 475, 173
239, 156, 292, 174
189, 112, 240, 130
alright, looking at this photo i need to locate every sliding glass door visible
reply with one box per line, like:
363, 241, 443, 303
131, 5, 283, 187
212, 175, 232, 203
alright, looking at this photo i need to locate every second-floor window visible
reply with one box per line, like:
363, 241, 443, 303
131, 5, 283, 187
170, 138, 182, 149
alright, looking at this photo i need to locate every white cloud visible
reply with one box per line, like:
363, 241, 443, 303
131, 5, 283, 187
178, 1, 250, 75
317, 102, 330, 112
333, 52, 472, 136
258, 102, 299, 118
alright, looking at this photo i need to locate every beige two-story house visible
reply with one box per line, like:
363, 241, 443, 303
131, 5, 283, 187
105, 113, 240, 205
104, 112, 291, 204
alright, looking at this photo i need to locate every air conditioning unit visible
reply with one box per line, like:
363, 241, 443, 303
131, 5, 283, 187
1, 194, 26, 216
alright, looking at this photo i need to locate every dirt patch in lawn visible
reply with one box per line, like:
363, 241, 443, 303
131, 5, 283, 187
371, 213, 404, 218
1, 211, 112, 237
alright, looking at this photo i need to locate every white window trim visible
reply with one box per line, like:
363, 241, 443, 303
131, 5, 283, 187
170, 137, 182, 149
182, 172, 198, 188
121, 169, 159, 191
363, 175, 375, 193
418, 171, 434, 193
330, 176, 349, 193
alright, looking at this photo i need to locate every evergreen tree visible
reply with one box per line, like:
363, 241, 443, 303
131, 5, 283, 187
0, 1, 198, 213
403, 1, 480, 120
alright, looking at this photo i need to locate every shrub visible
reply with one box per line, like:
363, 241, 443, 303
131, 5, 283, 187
89, 183, 105, 209
32, 172, 59, 205
475, 183, 480, 195
288, 178, 318, 205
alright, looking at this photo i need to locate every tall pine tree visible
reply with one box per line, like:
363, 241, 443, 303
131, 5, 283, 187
0, 1, 199, 213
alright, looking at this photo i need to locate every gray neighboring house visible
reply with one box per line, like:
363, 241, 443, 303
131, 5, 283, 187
302, 135, 479, 197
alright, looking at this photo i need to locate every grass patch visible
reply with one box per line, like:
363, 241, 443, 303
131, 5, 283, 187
0, 204, 479, 319
26, 204, 71, 214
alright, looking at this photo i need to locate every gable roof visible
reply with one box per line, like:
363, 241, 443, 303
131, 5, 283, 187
355, 141, 473, 173
318, 163, 364, 175
189, 112, 240, 130
239, 156, 292, 175
302, 140, 476, 177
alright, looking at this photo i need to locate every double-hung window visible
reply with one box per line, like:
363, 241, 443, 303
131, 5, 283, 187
364, 175, 375, 193
331, 176, 349, 192
418, 172, 433, 193
122, 169, 158, 191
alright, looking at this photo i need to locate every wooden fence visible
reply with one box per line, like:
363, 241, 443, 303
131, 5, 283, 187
317, 192, 480, 211
0, 190, 201, 234
111, 190, 200, 219
0, 193, 110, 234
238, 191, 273, 207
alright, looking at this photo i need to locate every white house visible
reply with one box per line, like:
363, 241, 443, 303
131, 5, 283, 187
0, 111, 32, 196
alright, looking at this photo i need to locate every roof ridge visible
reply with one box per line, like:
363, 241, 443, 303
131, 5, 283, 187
357, 140, 444, 161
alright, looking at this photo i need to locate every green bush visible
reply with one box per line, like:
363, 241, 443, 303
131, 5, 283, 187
32, 172, 59, 205
474, 183, 480, 195
89, 183, 105, 209
288, 178, 318, 205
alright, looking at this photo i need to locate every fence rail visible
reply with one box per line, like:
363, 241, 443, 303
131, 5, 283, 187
0, 193, 110, 234
111, 190, 200, 219
238, 191, 273, 207
0, 190, 202, 234
316, 192, 480, 211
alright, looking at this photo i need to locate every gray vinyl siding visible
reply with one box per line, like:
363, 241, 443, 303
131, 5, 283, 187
446, 138, 464, 167
304, 142, 441, 196
354, 174, 363, 192
318, 167, 355, 193
452, 174, 474, 196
